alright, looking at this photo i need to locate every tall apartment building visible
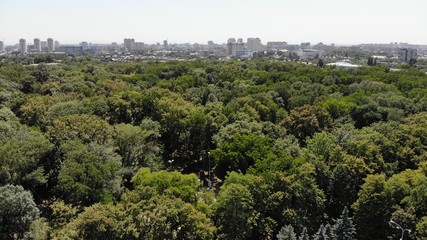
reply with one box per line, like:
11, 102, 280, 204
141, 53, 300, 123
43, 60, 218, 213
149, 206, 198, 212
124, 38, 135, 51
34, 38, 41, 52
19, 38, 27, 54
226, 38, 236, 55
398, 48, 417, 62
226, 38, 245, 55
247, 38, 262, 52
0, 41, 4, 52
47, 38, 55, 52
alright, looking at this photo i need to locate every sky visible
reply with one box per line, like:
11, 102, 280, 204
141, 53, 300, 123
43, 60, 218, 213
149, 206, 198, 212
1, 0, 426, 45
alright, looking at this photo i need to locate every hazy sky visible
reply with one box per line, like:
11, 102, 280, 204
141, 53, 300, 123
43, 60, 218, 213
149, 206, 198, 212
1, 0, 426, 45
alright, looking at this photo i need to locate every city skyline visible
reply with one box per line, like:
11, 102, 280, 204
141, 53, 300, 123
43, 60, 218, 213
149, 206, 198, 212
1, 0, 427, 45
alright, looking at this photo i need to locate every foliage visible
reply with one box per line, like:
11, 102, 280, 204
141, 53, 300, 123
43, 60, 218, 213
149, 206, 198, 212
1, 58, 427, 239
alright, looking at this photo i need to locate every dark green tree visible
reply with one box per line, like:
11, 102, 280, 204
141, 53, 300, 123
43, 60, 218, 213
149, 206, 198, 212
313, 224, 328, 240
214, 183, 257, 240
333, 207, 356, 240
318, 59, 325, 68
352, 174, 389, 240
277, 225, 297, 240
299, 227, 310, 240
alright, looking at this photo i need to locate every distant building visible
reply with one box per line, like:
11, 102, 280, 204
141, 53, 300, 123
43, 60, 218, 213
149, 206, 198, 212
267, 41, 288, 50
0, 41, 4, 52
226, 38, 236, 55
297, 49, 322, 59
234, 50, 253, 58
19, 38, 27, 54
47, 38, 55, 52
81, 42, 89, 51
54, 40, 60, 51
59, 45, 83, 54
226, 38, 245, 56
111, 42, 119, 51
40, 41, 47, 50
301, 42, 311, 49
398, 48, 417, 62
134, 42, 144, 51
247, 38, 262, 52
163, 40, 168, 49
33, 38, 41, 52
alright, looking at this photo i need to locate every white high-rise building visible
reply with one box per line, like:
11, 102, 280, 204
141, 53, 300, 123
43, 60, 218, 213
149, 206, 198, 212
247, 38, 262, 52
19, 38, 27, 54
0, 41, 4, 52
34, 38, 41, 52
47, 38, 55, 52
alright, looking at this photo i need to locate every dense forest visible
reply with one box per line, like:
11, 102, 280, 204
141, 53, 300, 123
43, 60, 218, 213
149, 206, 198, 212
0, 57, 426, 239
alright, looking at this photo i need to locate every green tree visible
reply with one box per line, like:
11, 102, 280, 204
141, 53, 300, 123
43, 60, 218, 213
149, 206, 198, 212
0, 185, 40, 239
214, 183, 258, 240
285, 105, 332, 143
352, 174, 389, 240
121, 194, 216, 240
47, 114, 112, 144
53, 203, 127, 240
56, 140, 122, 205
113, 121, 163, 175
0, 121, 54, 187
131, 168, 200, 203
416, 217, 427, 240
211, 133, 274, 179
